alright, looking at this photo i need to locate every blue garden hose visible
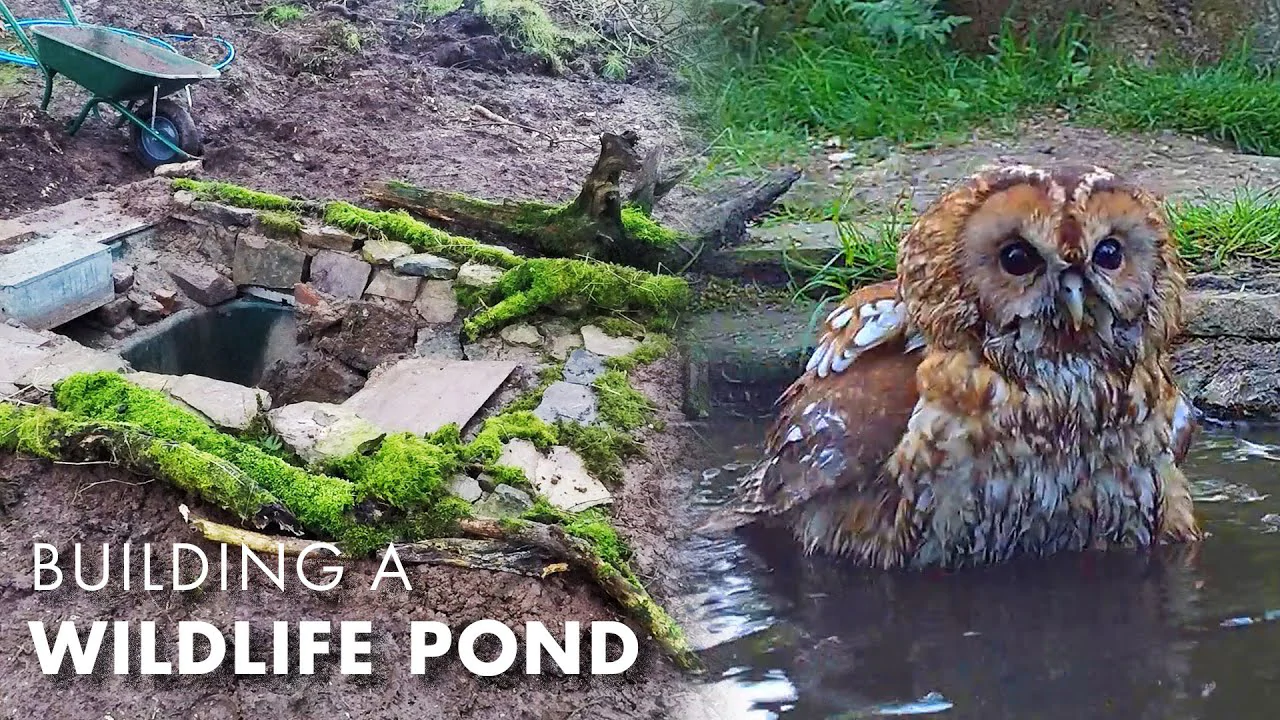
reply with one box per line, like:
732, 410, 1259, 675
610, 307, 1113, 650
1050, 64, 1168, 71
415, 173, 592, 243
0, 18, 235, 70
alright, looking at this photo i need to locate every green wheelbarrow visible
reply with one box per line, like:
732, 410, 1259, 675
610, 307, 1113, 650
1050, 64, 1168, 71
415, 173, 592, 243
0, 0, 221, 169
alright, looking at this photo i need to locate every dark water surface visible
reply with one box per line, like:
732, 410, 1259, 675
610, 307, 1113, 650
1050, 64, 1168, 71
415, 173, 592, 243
679, 418, 1280, 720
119, 298, 297, 387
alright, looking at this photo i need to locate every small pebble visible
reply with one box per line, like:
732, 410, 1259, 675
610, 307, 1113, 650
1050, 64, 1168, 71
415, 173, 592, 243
702, 467, 722, 481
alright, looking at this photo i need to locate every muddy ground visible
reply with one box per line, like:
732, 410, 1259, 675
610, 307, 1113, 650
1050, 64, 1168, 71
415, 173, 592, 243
0, 0, 694, 219
0, 358, 713, 720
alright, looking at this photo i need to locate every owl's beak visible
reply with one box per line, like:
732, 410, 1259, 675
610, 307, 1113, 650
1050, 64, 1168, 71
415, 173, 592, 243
1060, 272, 1087, 331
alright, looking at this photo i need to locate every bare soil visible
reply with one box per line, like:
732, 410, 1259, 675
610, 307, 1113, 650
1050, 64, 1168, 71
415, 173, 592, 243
0, 363, 708, 720
0, 0, 708, 701
0, 0, 694, 218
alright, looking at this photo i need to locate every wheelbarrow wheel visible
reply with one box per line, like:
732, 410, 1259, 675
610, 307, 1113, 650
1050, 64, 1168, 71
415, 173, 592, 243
130, 100, 203, 170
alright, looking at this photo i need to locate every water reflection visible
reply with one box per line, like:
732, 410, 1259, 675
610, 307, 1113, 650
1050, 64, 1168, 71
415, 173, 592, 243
678, 420, 1280, 720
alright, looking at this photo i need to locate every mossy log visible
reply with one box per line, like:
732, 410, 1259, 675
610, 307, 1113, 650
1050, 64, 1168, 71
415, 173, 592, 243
367, 131, 800, 274
0, 403, 298, 532
459, 517, 705, 673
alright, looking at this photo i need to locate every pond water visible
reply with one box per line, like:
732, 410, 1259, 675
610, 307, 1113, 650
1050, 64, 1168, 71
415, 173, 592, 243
679, 417, 1280, 720
118, 297, 298, 387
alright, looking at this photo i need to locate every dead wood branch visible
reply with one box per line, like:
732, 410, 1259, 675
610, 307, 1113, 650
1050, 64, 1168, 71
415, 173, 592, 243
459, 517, 703, 672
0, 404, 298, 533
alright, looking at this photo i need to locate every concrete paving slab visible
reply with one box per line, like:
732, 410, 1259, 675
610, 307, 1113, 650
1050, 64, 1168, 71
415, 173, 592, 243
343, 358, 517, 436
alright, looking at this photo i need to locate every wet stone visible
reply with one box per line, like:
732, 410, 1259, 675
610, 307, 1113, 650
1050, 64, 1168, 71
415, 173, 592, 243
562, 348, 605, 385
499, 322, 542, 346
580, 324, 640, 357
111, 263, 135, 293
309, 250, 372, 299
448, 474, 484, 503
533, 381, 598, 425
167, 262, 236, 307
393, 253, 459, 279
414, 280, 458, 324
361, 238, 414, 265
472, 484, 534, 519
365, 269, 422, 302
455, 262, 505, 289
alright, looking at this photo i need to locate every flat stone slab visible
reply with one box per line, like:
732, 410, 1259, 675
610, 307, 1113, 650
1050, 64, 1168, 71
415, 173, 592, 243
365, 269, 422, 302
298, 221, 357, 252
233, 234, 307, 290
394, 253, 458, 279
532, 446, 613, 512
456, 262, 505, 289
413, 280, 458, 324
533, 381, 598, 425
16, 342, 129, 390
0, 192, 154, 250
343, 358, 517, 436
268, 401, 386, 465
580, 325, 640, 358
563, 348, 605, 385
310, 250, 372, 299
448, 474, 483, 503
167, 374, 272, 432
167, 261, 236, 307
1183, 290, 1280, 340
361, 239, 414, 265
497, 439, 612, 512
0, 325, 60, 386
500, 322, 542, 346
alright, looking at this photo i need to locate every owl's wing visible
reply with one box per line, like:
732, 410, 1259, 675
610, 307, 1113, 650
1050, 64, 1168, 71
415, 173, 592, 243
1171, 387, 1197, 465
703, 280, 925, 534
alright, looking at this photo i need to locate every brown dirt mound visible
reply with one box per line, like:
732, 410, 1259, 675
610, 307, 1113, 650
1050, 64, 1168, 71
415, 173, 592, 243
0, 0, 691, 219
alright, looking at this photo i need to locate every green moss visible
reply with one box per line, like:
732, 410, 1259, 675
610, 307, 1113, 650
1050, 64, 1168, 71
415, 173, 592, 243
461, 258, 690, 340
172, 179, 302, 212
593, 370, 654, 432
484, 464, 530, 488
257, 210, 303, 236
503, 364, 564, 414
621, 205, 685, 248
604, 333, 673, 372
521, 500, 635, 580
52, 372, 354, 537
323, 201, 522, 268
476, 0, 587, 71
555, 422, 640, 487
464, 411, 558, 464
0, 403, 288, 529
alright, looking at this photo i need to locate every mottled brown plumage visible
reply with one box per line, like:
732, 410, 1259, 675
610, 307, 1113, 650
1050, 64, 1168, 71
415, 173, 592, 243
708, 164, 1203, 570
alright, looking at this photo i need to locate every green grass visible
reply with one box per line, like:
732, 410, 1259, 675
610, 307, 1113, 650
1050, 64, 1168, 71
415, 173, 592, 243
793, 189, 1280, 309
262, 3, 306, 25
689, 4, 1280, 169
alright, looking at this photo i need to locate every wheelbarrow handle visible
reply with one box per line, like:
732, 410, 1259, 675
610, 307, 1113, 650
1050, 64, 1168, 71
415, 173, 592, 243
0, 0, 80, 66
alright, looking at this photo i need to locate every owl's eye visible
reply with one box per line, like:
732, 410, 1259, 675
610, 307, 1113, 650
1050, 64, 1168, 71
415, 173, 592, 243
1093, 237, 1123, 270
998, 239, 1043, 276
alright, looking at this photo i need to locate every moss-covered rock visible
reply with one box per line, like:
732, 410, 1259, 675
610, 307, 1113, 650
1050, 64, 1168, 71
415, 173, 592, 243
462, 258, 690, 340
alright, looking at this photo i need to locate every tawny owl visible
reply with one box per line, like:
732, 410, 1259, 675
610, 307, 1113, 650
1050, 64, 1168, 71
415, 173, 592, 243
706, 164, 1203, 570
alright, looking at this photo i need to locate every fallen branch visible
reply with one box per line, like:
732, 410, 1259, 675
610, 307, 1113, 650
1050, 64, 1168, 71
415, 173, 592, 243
0, 403, 297, 533
180, 507, 563, 577
459, 517, 703, 672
